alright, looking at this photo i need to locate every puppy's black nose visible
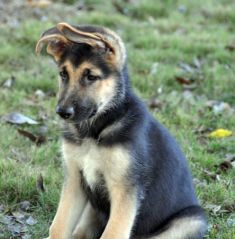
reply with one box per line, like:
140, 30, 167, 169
56, 106, 74, 119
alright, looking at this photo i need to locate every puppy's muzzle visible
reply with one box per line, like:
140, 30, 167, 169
56, 105, 74, 120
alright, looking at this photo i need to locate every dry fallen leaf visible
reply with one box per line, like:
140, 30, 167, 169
206, 100, 233, 115
192, 57, 202, 69
35, 89, 46, 99
175, 76, 193, 85
18, 129, 46, 146
194, 125, 212, 135
218, 161, 233, 172
2, 112, 38, 125
225, 45, 235, 52
37, 174, 45, 193
0, 206, 39, 238
12, 211, 26, 224
209, 129, 232, 138
19, 201, 31, 212
1, 76, 15, 89
26, 216, 37, 226
227, 215, 235, 227
112, 0, 128, 15
215, 154, 235, 173
205, 204, 222, 215
203, 169, 220, 181
179, 62, 194, 73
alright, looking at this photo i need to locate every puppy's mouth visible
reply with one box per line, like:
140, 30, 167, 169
65, 107, 97, 123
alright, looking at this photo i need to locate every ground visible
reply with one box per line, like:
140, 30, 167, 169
0, 0, 235, 238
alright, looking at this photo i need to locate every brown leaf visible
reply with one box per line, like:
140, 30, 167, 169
215, 154, 235, 173
225, 45, 235, 52
112, 1, 127, 15
17, 129, 46, 146
37, 174, 45, 193
175, 76, 193, 85
218, 161, 233, 172
224, 203, 235, 213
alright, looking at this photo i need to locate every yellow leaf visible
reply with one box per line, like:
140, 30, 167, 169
209, 129, 232, 138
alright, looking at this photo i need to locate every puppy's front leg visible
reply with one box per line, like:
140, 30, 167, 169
73, 202, 100, 239
100, 186, 138, 239
49, 162, 87, 239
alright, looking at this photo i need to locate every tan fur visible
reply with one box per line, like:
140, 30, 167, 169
47, 43, 63, 62
103, 27, 126, 70
59, 60, 101, 86
61, 139, 137, 239
72, 202, 98, 239
62, 138, 130, 188
59, 60, 117, 114
56, 22, 126, 70
92, 76, 116, 113
35, 34, 70, 62
36, 23, 127, 71
146, 217, 206, 239
100, 186, 137, 239
48, 155, 87, 239
57, 23, 109, 50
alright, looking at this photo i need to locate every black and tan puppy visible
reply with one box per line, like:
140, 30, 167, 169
36, 23, 207, 239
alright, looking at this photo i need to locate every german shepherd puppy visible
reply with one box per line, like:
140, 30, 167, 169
36, 23, 207, 239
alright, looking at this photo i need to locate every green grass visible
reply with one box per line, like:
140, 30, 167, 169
0, 0, 235, 238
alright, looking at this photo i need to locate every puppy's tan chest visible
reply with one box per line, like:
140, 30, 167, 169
62, 139, 130, 189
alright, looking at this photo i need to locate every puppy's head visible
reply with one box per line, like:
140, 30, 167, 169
36, 23, 126, 122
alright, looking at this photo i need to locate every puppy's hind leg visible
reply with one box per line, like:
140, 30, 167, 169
147, 206, 207, 239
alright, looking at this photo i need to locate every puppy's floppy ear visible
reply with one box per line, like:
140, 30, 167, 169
57, 23, 126, 69
57, 22, 115, 54
36, 23, 127, 69
35, 27, 70, 62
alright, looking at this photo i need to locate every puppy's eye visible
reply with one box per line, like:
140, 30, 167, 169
87, 74, 99, 82
83, 69, 100, 83
59, 69, 69, 83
